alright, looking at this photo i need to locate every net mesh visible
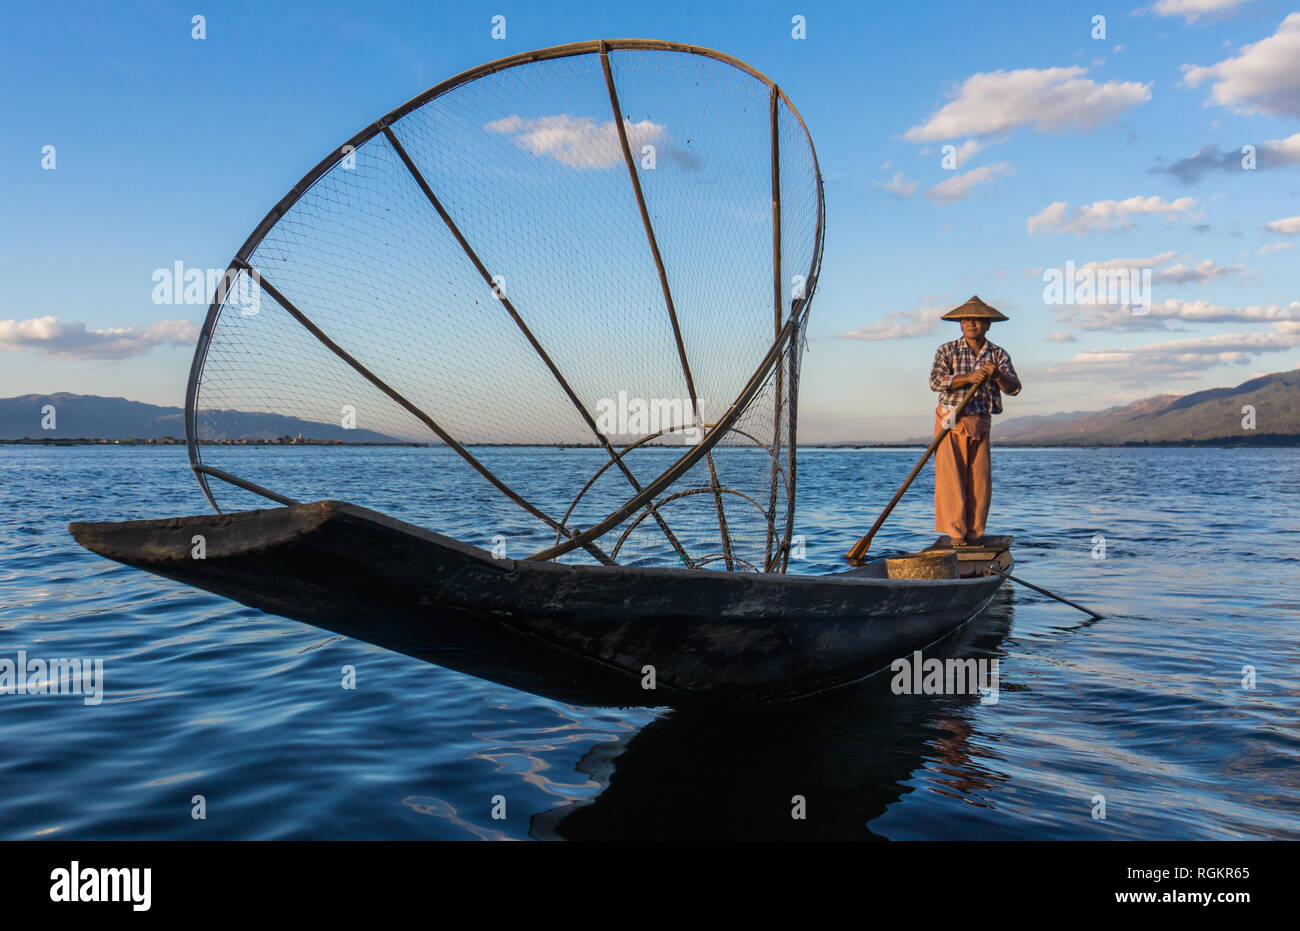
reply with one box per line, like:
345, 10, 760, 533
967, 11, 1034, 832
189, 43, 823, 572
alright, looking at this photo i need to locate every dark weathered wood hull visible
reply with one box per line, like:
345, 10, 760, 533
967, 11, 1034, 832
69, 500, 1009, 707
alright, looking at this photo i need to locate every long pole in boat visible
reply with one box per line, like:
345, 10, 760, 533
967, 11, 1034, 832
984, 566, 1104, 619
843, 381, 981, 565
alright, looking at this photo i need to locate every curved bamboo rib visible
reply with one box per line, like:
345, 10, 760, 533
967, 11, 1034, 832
527, 311, 800, 562
195, 464, 299, 506
556, 422, 790, 546
692, 553, 762, 571
611, 485, 771, 561
555, 426, 691, 546
235, 260, 616, 566
599, 43, 736, 571
382, 125, 696, 568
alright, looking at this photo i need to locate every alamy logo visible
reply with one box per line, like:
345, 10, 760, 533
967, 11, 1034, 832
594, 392, 703, 443
49, 861, 151, 911
1042, 261, 1151, 313
890, 650, 1000, 703
152, 262, 261, 314
0, 651, 103, 705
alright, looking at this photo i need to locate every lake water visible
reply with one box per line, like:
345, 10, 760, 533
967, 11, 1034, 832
1, 444, 1297, 840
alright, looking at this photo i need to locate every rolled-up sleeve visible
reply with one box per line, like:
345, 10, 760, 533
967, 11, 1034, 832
929, 346, 953, 392
997, 349, 1021, 395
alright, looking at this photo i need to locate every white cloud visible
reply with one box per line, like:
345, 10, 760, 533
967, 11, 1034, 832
1266, 215, 1300, 234
838, 303, 950, 341
904, 67, 1150, 141
1182, 13, 1300, 118
1150, 0, 1254, 23
874, 171, 918, 198
1158, 131, 1300, 183
925, 162, 1012, 203
1035, 252, 1238, 284
1266, 131, 1300, 162
1168, 300, 1300, 322
1028, 196, 1200, 235
1157, 258, 1240, 284
949, 139, 983, 167
1053, 298, 1300, 332
484, 114, 667, 169
1071, 251, 1180, 272
1040, 321, 1300, 381
0, 316, 198, 360
1259, 241, 1296, 254
1046, 331, 1078, 342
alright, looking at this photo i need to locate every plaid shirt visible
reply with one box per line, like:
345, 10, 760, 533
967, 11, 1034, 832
929, 338, 1019, 415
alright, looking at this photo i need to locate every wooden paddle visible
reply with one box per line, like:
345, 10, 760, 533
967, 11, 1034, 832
844, 379, 983, 565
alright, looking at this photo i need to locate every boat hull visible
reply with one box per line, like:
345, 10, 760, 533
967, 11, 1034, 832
70, 500, 1009, 707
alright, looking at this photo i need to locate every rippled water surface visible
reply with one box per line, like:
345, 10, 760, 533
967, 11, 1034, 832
1, 445, 1297, 839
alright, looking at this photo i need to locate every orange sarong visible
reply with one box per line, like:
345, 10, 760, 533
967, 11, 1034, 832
933, 405, 992, 544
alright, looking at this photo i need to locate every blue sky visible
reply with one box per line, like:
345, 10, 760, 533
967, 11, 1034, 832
3, 0, 1299, 440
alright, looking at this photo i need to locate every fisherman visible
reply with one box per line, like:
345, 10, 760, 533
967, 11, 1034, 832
928, 295, 1021, 548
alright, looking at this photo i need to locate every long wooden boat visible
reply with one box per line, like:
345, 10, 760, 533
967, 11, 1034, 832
70, 500, 1010, 707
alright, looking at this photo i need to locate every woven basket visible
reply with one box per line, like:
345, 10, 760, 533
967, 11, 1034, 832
885, 551, 959, 580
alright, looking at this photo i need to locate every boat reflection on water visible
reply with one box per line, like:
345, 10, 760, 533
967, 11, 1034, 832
531, 590, 1017, 841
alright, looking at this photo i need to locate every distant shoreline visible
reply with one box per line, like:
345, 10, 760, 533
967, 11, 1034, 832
0, 437, 426, 447
817, 433, 1300, 449
5, 436, 1298, 449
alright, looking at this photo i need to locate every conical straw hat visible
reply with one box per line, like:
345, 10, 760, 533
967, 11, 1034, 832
941, 295, 1009, 321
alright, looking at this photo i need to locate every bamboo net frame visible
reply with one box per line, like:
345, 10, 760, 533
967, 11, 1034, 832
184, 39, 825, 572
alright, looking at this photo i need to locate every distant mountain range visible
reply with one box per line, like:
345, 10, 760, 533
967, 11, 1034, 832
0, 393, 408, 443
993, 369, 1300, 445
8, 371, 1300, 446
827, 368, 1300, 447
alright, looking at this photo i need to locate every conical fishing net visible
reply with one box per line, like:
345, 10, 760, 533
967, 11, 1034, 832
187, 40, 824, 572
